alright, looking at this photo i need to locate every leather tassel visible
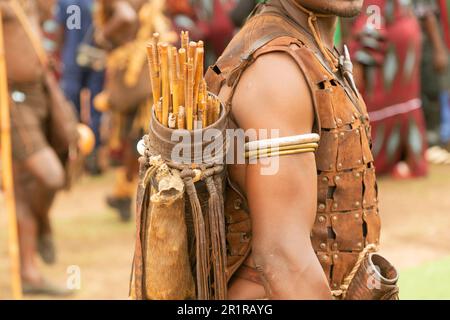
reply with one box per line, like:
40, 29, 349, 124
205, 176, 227, 300
184, 177, 210, 300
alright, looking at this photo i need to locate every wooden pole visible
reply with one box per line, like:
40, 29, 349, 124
193, 47, 204, 116
0, 9, 23, 300
169, 47, 180, 117
186, 58, 194, 131
159, 43, 170, 127
146, 43, 161, 120
178, 48, 186, 109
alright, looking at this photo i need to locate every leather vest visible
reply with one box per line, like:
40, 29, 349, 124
205, 6, 381, 291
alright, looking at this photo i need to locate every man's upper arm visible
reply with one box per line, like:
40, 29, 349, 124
232, 52, 318, 238
232, 52, 315, 138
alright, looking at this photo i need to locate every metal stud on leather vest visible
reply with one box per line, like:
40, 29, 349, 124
205, 5, 381, 291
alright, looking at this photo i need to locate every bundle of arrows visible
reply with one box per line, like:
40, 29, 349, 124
146, 31, 222, 131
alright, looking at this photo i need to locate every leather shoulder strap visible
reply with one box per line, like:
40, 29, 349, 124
205, 11, 326, 133
208, 15, 314, 100
222, 33, 294, 107
205, 28, 290, 99
253, 39, 322, 134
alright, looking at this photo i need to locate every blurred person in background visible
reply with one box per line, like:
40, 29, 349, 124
54, 0, 105, 175
438, 0, 450, 152
229, 0, 259, 28
167, 0, 235, 65
421, 0, 450, 164
93, 0, 175, 222
349, 0, 429, 179
0, 0, 80, 295
438, 0, 450, 150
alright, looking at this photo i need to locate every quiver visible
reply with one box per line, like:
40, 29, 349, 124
132, 100, 229, 300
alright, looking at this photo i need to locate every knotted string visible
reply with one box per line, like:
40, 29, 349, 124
331, 243, 378, 299
290, 1, 339, 72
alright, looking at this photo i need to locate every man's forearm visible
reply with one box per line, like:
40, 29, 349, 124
254, 240, 332, 300
424, 12, 447, 53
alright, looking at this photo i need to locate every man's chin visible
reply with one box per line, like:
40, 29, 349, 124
337, 9, 363, 18
337, 6, 364, 18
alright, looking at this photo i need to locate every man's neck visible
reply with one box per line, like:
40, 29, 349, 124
279, 0, 338, 51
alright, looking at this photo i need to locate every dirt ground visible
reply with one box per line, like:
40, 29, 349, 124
1, 165, 450, 300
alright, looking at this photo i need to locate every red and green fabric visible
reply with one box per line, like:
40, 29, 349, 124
169, 0, 235, 60
349, 0, 428, 177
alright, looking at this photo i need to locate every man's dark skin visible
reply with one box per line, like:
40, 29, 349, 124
218, 0, 365, 300
422, 8, 449, 73
230, 0, 258, 28
94, 0, 141, 49
1, 0, 66, 292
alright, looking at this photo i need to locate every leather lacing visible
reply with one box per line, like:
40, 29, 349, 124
289, 1, 339, 72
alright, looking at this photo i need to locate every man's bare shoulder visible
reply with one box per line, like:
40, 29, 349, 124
232, 51, 315, 136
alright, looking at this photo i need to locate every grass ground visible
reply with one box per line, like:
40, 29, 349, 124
399, 256, 450, 300
1, 165, 450, 300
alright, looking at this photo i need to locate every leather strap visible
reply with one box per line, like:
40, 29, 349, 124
222, 31, 288, 109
